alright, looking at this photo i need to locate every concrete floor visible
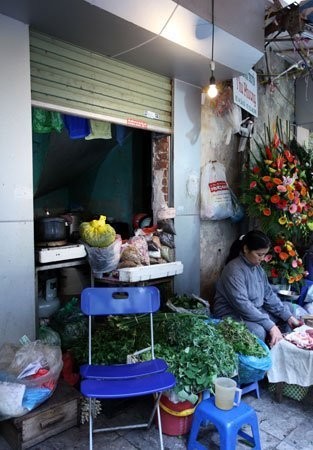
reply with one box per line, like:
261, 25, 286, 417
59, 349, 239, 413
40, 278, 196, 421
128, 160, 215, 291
1, 381, 313, 450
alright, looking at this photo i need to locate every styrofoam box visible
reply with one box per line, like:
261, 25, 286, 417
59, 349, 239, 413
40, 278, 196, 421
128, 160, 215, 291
118, 261, 183, 282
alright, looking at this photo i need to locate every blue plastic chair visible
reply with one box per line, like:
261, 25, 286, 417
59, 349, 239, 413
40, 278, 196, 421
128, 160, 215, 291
187, 397, 261, 450
79, 286, 176, 450
297, 279, 313, 306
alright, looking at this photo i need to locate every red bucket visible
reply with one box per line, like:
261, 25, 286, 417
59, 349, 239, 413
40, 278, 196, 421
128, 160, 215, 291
156, 395, 199, 436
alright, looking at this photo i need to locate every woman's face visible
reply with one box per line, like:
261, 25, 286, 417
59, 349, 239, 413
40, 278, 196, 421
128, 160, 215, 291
243, 245, 270, 266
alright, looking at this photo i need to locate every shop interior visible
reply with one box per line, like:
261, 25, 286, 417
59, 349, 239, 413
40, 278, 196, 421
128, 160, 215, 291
33, 109, 155, 316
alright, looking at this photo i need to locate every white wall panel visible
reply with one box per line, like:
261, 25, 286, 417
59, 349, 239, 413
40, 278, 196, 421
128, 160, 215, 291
173, 79, 201, 295
0, 14, 35, 346
0, 14, 33, 222
0, 221, 35, 345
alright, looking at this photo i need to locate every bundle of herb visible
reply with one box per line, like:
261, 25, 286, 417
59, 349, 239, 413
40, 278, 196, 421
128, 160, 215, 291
216, 317, 267, 357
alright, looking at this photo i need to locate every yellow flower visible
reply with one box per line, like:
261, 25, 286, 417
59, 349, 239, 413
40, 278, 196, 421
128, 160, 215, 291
269, 167, 276, 173
278, 216, 287, 225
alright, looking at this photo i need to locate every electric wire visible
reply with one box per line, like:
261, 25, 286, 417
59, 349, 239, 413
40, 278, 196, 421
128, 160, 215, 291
211, 0, 214, 63
111, 4, 179, 58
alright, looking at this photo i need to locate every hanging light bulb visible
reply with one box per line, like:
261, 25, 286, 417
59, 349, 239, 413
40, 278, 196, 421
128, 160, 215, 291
207, 61, 218, 98
207, 0, 218, 99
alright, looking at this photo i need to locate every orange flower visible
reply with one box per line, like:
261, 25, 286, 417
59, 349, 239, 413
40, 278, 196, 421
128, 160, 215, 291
273, 178, 283, 185
255, 195, 262, 203
270, 195, 280, 204
288, 249, 296, 257
273, 133, 280, 148
276, 156, 285, 169
279, 252, 289, 261
287, 192, 295, 201
288, 276, 295, 284
284, 150, 294, 162
262, 176, 271, 182
263, 208, 271, 216
301, 186, 307, 196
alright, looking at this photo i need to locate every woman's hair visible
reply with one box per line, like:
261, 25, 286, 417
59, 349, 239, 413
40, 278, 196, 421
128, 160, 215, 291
225, 230, 271, 264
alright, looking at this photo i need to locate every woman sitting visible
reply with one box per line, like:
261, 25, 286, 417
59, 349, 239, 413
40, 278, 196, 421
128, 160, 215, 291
213, 230, 301, 347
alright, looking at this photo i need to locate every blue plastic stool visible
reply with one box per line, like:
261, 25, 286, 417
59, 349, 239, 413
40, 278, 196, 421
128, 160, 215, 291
187, 397, 261, 450
240, 381, 260, 399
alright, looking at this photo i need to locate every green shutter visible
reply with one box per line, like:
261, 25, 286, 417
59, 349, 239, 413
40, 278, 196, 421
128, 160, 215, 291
29, 30, 172, 133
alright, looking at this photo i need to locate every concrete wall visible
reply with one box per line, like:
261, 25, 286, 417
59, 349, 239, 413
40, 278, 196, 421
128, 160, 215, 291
0, 14, 35, 345
200, 53, 295, 303
200, 98, 242, 301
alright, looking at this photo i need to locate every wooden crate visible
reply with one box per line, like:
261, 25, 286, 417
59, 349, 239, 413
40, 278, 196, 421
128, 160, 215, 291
0, 380, 81, 450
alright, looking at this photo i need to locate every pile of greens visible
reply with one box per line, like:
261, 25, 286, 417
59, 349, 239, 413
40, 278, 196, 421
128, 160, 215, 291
167, 294, 207, 310
73, 313, 237, 402
72, 313, 267, 403
215, 317, 267, 357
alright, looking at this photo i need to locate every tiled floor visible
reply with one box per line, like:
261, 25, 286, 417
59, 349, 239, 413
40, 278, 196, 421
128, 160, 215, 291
1, 381, 313, 449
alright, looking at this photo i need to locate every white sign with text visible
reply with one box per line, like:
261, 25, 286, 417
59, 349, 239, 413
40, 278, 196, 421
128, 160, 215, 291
233, 69, 258, 117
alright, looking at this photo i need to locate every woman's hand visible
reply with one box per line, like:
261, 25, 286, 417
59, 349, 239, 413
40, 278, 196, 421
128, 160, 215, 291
268, 325, 283, 347
287, 316, 302, 329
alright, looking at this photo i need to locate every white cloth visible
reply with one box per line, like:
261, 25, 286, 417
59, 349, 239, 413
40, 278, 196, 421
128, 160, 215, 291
267, 325, 313, 387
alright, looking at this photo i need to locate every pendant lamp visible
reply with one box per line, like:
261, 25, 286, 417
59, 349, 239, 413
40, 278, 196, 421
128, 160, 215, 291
207, 0, 218, 99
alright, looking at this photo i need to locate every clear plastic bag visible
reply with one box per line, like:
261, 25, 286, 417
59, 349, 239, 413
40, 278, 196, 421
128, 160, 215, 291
84, 235, 122, 277
0, 341, 63, 420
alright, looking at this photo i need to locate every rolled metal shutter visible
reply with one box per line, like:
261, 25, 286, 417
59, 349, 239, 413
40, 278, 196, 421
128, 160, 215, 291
29, 30, 172, 133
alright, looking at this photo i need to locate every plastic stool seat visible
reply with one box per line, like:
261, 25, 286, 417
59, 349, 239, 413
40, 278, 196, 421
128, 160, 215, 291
188, 397, 261, 450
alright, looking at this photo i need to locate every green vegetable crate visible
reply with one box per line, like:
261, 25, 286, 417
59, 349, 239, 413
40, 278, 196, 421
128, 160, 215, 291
268, 382, 309, 401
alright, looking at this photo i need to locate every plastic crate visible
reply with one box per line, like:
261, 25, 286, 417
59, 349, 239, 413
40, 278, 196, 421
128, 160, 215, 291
117, 261, 183, 282
268, 382, 309, 401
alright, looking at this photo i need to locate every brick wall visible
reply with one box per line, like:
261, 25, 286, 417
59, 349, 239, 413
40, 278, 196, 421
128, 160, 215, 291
152, 134, 170, 221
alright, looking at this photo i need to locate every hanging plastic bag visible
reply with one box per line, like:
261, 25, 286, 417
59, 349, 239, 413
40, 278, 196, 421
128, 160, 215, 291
200, 161, 234, 220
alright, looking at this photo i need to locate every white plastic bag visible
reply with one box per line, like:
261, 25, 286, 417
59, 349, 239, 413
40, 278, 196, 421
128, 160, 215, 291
200, 161, 233, 220
84, 235, 122, 277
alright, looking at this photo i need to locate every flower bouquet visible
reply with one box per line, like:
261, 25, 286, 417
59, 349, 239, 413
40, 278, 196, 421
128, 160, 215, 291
262, 237, 307, 287
241, 125, 313, 242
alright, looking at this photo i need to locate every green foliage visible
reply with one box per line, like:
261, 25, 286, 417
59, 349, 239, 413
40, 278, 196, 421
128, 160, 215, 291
216, 317, 267, 358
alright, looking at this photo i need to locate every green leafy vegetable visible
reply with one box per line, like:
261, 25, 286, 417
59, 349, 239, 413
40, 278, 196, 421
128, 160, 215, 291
216, 317, 267, 357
